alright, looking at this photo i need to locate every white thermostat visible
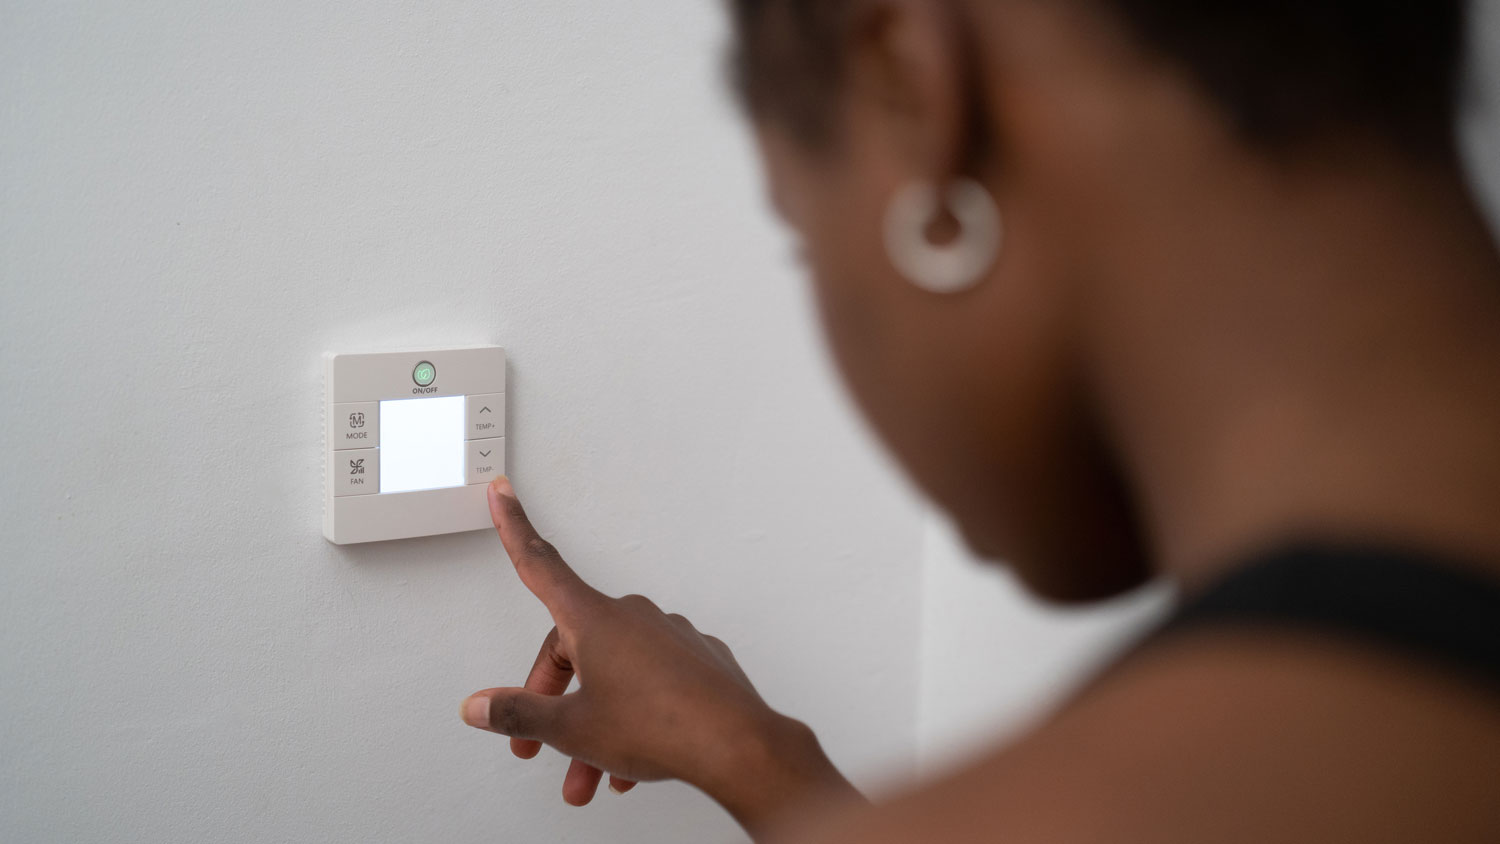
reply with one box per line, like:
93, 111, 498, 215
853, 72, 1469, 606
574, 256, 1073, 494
323, 345, 506, 544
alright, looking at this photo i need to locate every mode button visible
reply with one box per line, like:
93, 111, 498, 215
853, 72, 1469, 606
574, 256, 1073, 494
331, 402, 379, 450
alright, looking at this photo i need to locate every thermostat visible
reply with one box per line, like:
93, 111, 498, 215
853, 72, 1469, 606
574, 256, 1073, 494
323, 345, 506, 544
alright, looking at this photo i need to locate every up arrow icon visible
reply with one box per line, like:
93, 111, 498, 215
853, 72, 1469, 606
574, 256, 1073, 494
479, 406, 492, 414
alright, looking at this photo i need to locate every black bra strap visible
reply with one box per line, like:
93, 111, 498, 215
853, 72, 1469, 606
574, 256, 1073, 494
1159, 544, 1500, 692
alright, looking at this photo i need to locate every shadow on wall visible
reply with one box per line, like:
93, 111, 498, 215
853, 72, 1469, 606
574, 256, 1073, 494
917, 517, 1171, 770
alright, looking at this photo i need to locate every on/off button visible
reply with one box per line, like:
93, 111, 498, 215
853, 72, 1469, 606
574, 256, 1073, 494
413, 361, 437, 387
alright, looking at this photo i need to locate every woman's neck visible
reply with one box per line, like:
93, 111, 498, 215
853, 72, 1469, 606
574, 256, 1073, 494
1088, 148, 1500, 588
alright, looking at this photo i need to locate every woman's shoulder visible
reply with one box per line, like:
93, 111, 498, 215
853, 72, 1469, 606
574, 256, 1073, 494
779, 628, 1500, 844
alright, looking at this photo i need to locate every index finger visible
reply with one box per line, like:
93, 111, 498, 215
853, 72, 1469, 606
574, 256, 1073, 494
487, 476, 600, 620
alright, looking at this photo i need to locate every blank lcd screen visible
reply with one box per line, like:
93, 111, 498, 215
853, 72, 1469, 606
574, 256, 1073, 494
379, 396, 466, 494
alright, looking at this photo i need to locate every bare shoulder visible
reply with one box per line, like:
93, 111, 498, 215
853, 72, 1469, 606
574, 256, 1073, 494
779, 632, 1500, 844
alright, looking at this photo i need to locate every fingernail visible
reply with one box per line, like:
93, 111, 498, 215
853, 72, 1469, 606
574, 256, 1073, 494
462, 695, 490, 729
490, 475, 512, 496
608, 782, 624, 795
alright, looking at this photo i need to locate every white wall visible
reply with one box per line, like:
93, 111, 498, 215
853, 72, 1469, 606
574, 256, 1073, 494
7, 1, 1500, 842
916, 519, 1169, 767
1466, 0, 1500, 226
0, 3, 926, 841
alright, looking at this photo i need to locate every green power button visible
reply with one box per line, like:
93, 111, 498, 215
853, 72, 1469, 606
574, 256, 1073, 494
413, 361, 437, 387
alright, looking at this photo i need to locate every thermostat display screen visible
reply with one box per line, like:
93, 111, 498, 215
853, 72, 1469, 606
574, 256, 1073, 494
378, 396, 466, 494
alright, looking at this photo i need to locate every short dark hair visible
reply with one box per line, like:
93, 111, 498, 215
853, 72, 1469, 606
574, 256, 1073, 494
729, 0, 1468, 157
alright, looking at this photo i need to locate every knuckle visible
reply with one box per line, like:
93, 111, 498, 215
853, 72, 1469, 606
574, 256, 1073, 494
525, 536, 559, 561
502, 496, 529, 521
619, 593, 657, 611
545, 650, 572, 675
494, 696, 527, 735
540, 629, 571, 673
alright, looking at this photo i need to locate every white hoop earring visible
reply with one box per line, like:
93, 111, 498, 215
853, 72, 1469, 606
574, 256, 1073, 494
883, 178, 1003, 294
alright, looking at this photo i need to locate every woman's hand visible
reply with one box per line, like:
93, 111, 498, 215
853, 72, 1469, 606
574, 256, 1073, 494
462, 477, 861, 837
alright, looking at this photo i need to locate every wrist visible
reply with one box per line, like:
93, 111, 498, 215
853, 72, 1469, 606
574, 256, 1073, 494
704, 711, 863, 839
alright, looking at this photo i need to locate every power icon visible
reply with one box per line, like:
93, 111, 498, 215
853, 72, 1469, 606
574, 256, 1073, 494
412, 361, 437, 388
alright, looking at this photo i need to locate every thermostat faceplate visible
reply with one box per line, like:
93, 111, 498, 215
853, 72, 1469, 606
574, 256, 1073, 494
323, 346, 506, 544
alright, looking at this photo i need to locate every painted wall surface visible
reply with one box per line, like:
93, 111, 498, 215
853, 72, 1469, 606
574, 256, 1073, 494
0, 3, 925, 841
917, 1, 1500, 766
1466, 0, 1500, 225
7, 1, 1500, 841
917, 519, 1169, 768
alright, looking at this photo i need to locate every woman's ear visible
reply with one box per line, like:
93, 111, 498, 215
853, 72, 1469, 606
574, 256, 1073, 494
842, 0, 987, 184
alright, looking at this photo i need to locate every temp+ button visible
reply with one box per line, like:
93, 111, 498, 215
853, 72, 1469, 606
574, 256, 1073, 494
466, 393, 505, 440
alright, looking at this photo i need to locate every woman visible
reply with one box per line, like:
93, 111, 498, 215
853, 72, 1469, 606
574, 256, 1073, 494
462, 1, 1500, 841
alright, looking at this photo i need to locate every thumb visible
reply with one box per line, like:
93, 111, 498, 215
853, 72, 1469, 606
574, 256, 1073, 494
462, 687, 580, 749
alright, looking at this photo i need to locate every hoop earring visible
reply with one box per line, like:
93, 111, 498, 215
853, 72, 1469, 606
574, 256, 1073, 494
883, 178, 1003, 294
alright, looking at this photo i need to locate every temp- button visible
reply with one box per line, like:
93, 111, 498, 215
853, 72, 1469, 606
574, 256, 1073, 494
466, 393, 505, 440
467, 438, 505, 485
